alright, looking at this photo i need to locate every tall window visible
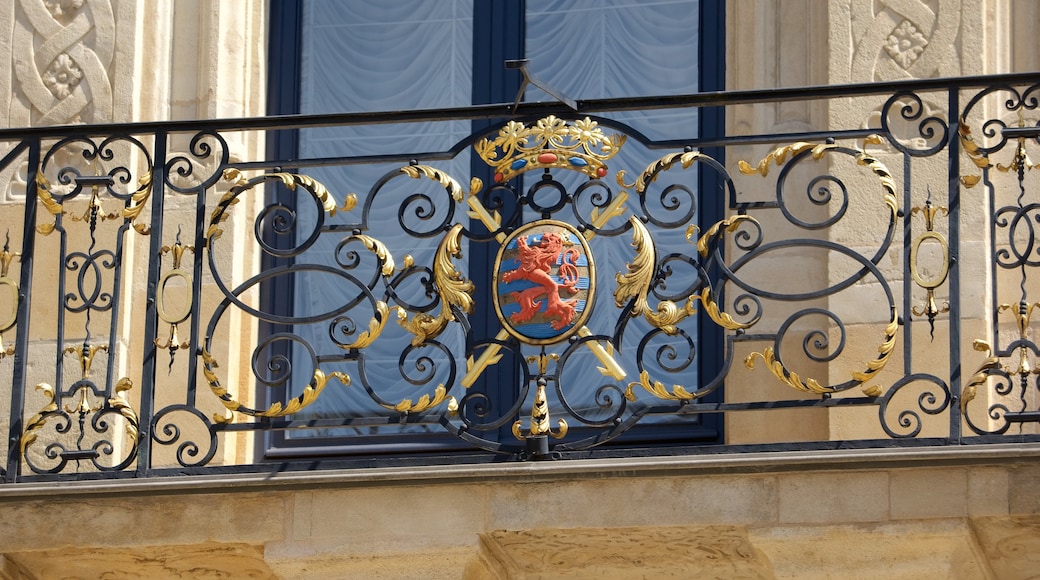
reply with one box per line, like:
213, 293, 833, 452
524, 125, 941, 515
265, 0, 724, 458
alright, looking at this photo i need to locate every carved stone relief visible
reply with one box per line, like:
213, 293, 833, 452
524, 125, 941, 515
473, 525, 775, 579
2, 543, 277, 579
971, 516, 1040, 580
10, 0, 117, 126
0, 0, 134, 202
849, 0, 966, 82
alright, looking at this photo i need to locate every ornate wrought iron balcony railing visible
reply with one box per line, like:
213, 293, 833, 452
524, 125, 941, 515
2, 73, 1040, 483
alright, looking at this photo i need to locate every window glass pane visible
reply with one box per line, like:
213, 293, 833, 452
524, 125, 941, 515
286, 0, 473, 442
525, 0, 699, 141
524, 0, 703, 429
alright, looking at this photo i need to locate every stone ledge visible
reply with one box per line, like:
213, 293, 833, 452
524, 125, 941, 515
2, 443, 1039, 501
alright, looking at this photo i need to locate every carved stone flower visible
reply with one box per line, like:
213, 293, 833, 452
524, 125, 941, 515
885, 20, 928, 69
42, 53, 83, 99
45, 0, 85, 22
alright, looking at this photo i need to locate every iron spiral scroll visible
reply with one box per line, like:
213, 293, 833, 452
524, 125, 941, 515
179, 115, 915, 461
17, 75, 1040, 478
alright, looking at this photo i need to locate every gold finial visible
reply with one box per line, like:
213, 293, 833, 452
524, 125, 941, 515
512, 378, 568, 441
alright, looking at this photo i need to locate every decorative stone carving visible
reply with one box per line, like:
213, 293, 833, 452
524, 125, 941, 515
971, 516, 1040, 580
848, 0, 964, 83
474, 525, 775, 579
41, 52, 82, 99
12, 0, 117, 125
1, 0, 135, 201
44, 0, 84, 23
3, 543, 277, 579
885, 19, 929, 69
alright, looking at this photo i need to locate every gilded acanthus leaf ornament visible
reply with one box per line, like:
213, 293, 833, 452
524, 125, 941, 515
617, 149, 708, 193
400, 164, 467, 203
737, 142, 833, 177
614, 216, 657, 310
959, 114, 1039, 188
109, 377, 140, 442
396, 224, 475, 346
20, 383, 58, 455
121, 173, 154, 234
387, 385, 456, 414
512, 380, 567, 441
209, 171, 355, 243
202, 348, 350, 419
687, 214, 757, 258
349, 234, 396, 278
616, 216, 757, 337
961, 340, 1000, 415
614, 216, 695, 334
745, 310, 899, 395
739, 139, 899, 221
335, 300, 391, 351
854, 150, 900, 219
626, 370, 701, 402
271, 171, 356, 216
34, 171, 153, 236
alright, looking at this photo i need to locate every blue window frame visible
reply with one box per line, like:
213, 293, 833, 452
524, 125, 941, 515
263, 0, 726, 459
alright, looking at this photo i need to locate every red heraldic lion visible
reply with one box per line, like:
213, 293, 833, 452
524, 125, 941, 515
501, 232, 581, 330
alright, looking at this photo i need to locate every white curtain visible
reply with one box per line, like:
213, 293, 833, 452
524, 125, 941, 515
287, 0, 701, 433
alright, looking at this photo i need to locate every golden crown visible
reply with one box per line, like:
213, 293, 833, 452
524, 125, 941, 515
475, 116, 626, 183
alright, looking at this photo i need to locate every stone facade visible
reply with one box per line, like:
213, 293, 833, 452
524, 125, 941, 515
1, 0, 1040, 577
2, 450, 1040, 578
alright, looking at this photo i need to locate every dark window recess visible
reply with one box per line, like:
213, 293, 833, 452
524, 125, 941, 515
262, 0, 726, 461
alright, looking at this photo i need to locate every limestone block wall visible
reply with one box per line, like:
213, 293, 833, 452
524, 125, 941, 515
726, 0, 1040, 443
0, 0, 267, 471
2, 451, 1040, 578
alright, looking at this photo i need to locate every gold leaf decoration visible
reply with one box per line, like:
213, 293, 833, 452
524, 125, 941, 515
626, 369, 701, 402
400, 164, 466, 203
258, 368, 351, 418
849, 311, 899, 385
691, 214, 757, 258
961, 340, 1000, 415
620, 149, 707, 193
737, 142, 831, 177
744, 348, 831, 394
614, 216, 657, 311
958, 121, 991, 188
854, 151, 899, 219
616, 216, 757, 336
336, 300, 390, 350
108, 377, 140, 442
271, 171, 352, 216
745, 310, 899, 395
36, 173, 64, 215
20, 383, 57, 455
397, 224, 475, 346
349, 234, 397, 277
614, 217, 694, 334
209, 172, 344, 243
477, 116, 624, 182
34, 174, 63, 235
120, 173, 153, 226
693, 288, 755, 331
387, 384, 452, 413
202, 347, 350, 418
512, 381, 568, 440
